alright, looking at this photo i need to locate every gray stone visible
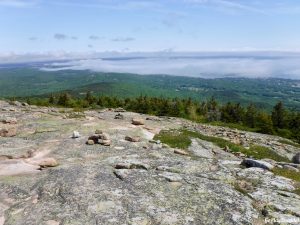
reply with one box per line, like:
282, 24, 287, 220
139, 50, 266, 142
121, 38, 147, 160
132, 118, 144, 125
72, 131, 80, 138
292, 152, 300, 164
241, 158, 274, 170
125, 136, 140, 142
174, 149, 189, 156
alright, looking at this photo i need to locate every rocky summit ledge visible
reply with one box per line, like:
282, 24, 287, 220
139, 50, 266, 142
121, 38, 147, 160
0, 101, 299, 225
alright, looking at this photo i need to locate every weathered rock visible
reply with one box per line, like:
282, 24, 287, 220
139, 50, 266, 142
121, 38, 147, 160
113, 169, 130, 180
99, 139, 111, 146
174, 149, 189, 156
95, 129, 103, 134
36, 158, 58, 168
114, 113, 124, 120
0, 127, 17, 137
149, 140, 161, 144
88, 135, 101, 144
114, 107, 126, 112
125, 136, 140, 142
86, 140, 95, 145
241, 158, 274, 170
72, 131, 80, 138
1, 100, 299, 225
100, 132, 110, 140
283, 164, 299, 172
1, 117, 17, 124
292, 152, 300, 164
132, 118, 144, 125
115, 163, 131, 169
159, 172, 183, 182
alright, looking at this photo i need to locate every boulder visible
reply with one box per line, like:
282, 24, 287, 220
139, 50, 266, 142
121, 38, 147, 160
0, 127, 17, 137
292, 153, 300, 164
72, 131, 80, 139
241, 158, 274, 170
132, 118, 144, 126
125, 136, 140, 142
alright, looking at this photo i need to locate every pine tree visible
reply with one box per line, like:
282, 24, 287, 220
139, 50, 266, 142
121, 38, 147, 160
272, 102, 285, 129
244, 103, 257, 128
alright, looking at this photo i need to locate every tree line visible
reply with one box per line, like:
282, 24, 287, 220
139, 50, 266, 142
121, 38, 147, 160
27, 92, 300, 143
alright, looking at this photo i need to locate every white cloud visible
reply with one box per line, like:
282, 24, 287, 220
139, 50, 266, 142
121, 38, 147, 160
39, 52, 300, 79
0, 0, 38, 7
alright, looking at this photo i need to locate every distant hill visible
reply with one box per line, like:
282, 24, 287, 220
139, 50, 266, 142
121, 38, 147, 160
0, 67, 300, 111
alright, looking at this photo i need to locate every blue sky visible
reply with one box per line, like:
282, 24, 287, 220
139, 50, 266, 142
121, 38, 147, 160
1, 0, 300, 53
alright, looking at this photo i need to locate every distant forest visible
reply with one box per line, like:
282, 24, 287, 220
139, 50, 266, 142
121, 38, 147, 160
23, 92, 300, 143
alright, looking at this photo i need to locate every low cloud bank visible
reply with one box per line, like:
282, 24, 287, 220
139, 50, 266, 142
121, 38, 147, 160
42, 54, 300, 79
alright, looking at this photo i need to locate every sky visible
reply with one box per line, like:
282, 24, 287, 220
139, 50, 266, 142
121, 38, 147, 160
1, 0, 300, 54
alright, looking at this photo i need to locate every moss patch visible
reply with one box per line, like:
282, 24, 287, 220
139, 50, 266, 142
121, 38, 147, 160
272, 167, 300, 182
154, 129, 290, 162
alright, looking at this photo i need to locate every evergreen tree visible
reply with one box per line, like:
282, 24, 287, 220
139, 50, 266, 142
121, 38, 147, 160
244, 103, 257, 128
272, 102, 285, 129
57, 93, 71, 106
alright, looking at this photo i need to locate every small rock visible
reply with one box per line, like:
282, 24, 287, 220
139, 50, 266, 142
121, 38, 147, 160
100, 132, 110, 140
174, 149, 189, 156
37, 158, 59, 168
131, 162, 150, 170
224, 146, 230, 152
0, 127, 17, 137
292, 152, 300, 164
115, 163, 131, 169
88, 135, 101, 144
114, 169, 129, 180
125, 136, 140, 142
283, 165, 299, 172
1, 117, 17, 124
114, 113, 124, 120
45, 220, 60, 225
159, 172, 183, 182
132, 118, 144, 126
86, 140, 95, 145
95, 129, 103, 134
10, 101, 22, 107
114, 107, 126, 112
99, 139, 111, 146
149, 140, 161, 144
241, 158, 274, 170
72, 131, 80, 139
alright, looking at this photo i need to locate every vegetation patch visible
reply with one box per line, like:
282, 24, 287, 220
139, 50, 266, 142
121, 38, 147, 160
278, 139, 300, 148
272, 168, 300, 182
294, 188, 300, 196
154, 129, 290, 162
